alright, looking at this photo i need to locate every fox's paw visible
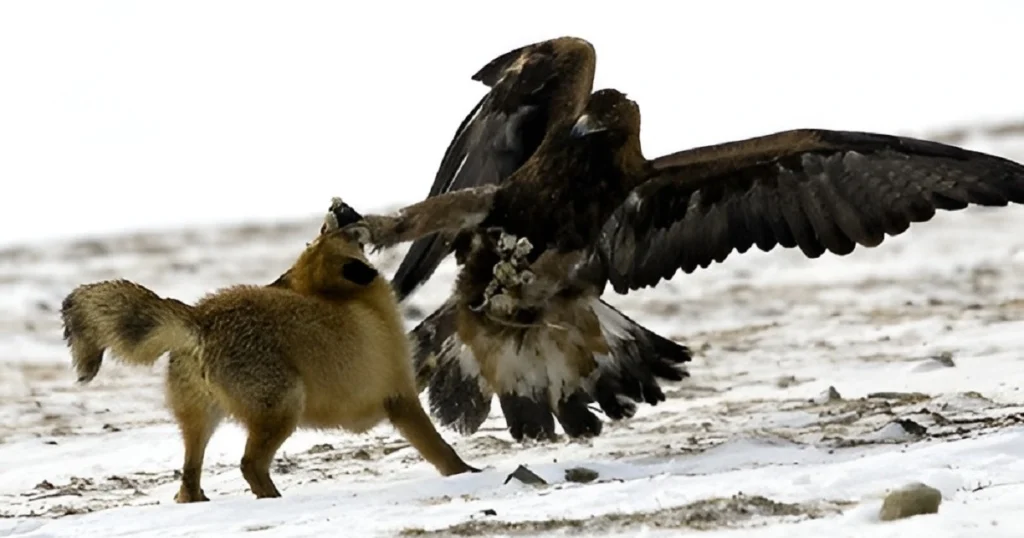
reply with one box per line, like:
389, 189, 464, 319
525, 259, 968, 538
174, 487, 210, 503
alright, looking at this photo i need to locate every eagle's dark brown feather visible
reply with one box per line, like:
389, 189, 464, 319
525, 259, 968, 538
599, 129, 1024, 293
390, 37, 597, 301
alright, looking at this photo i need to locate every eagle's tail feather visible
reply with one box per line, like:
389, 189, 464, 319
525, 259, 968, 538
591, 298, 692, 420
411, 300, 494, 435
554, 390, 602, 438
412, 297, 692, 442
499, 393, 556, 442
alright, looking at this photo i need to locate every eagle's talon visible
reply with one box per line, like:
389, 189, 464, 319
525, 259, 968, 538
469, 295, 490, 312
472, 279, 501, 312
512, 237, 533, 261
493, 261, 519, 287
489, 293, 517, 316
485, 227, 510, 250
497, 232, 519, 256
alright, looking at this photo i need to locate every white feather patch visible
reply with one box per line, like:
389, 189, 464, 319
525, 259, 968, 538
626, 189, 643, 211
455, 341, 491, 394
591, 298, 633, 342
487, 329, 588, 407
450, 154, 470, 187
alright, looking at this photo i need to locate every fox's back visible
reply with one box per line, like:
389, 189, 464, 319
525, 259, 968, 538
193, 284, 413, 400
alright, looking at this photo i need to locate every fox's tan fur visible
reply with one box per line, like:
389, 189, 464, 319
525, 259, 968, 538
59, 225, 477, 503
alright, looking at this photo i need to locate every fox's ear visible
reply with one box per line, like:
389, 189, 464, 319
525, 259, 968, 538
341, 259, 378, 286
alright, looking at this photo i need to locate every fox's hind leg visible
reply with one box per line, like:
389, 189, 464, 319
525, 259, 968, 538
202, 342, 305, 499
217, 362, 303, 498
238, 398, 301, 499
166, 352, 224, 503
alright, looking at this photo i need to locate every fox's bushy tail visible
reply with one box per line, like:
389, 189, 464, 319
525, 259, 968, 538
60, 279, 198, 383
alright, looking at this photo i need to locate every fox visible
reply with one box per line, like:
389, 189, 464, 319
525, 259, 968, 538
59, 199, 479, 503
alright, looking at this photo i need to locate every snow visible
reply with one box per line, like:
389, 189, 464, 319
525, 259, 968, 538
2, 2, 1024, 536
2, 156, 1023, 535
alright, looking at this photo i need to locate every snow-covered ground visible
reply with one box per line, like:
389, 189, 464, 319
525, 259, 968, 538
1, 125, 1023, 536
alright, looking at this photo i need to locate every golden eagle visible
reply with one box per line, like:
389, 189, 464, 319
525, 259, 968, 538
345, 38, 1024, 442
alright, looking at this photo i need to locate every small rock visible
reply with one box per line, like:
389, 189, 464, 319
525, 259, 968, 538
102, 424, 121, 432
812, 386, 843, 404
867, 392, 930, 402
880, 482, 942, 521
504, 465, 547, 486
930, 352, 956, 368
912, 352, 957, 372
564, 467, 599, 483
382, 444, 406, 456
403, 305, 425, 320
352, 448, 372, 460
306, 443, 334, 454
168, 262, 199, 274
894, 418, 928, 437
481, 508, 497, 516
776, 375, 798, 388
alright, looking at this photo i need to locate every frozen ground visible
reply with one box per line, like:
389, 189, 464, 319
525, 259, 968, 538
1, 125, 1024, 536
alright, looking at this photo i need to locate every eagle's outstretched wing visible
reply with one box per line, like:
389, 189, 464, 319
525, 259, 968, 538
391, 40, 592, 301
597, 129, 1024, 293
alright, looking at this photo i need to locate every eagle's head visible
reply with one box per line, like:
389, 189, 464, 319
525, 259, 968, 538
569, 89, 640, 146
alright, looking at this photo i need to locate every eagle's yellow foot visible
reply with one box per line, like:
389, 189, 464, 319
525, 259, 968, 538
470, 280, 501, 312
496, 232, 519, 256
496, 232, 533, 264
512, 237, 532, 261
493, 261, 519, 287
471, 230, 536, 315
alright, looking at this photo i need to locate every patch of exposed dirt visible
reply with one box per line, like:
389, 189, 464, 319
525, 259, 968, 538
400, 494, 852, 536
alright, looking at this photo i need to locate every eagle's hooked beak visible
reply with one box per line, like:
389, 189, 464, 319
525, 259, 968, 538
570, 113, 607, 138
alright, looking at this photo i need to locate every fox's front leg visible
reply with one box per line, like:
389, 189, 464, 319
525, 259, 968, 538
338, 185, 500, 249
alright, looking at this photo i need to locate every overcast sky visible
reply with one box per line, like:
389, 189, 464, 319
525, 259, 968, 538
2, 0, 1023, 246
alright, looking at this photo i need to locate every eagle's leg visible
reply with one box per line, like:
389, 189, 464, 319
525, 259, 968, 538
513, 248, 591, 308
471, 231, 536, 315
336, 185, 499, 249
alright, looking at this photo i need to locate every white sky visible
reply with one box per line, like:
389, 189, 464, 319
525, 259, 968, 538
1, 0, 1023, 247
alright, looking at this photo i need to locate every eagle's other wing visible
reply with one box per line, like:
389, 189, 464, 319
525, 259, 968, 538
598, 129, 1024, 293
390, 43, 569, 301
